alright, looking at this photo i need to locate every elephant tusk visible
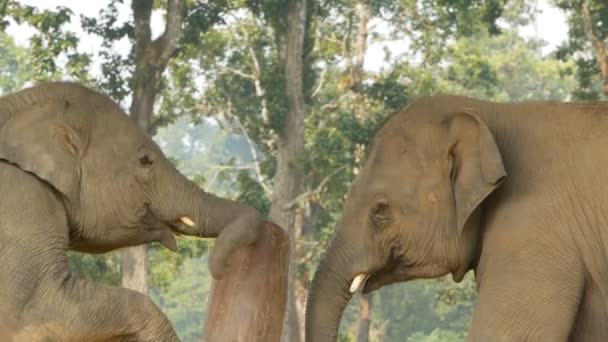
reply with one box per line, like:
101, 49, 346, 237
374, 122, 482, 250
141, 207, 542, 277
349, 273, 370, 293
179, 216, 195, 227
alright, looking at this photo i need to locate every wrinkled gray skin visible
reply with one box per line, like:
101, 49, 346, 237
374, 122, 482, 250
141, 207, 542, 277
0, 82, 263, 341
306, 95, 608, 341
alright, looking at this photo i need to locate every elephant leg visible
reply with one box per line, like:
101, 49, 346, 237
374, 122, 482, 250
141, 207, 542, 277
19, 275, 179, 342
469, 247, 584, 341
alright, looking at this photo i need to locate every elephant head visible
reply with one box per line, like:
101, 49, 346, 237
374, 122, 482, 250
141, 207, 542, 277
0, 82, 261, 277
305, 97, 506, 341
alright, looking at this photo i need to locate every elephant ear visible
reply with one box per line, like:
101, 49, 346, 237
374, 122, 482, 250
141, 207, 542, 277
442, 111, 506, 233
0, 100, 84, 201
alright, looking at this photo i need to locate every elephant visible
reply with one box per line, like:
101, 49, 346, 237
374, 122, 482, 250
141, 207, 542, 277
305, 95, 608, 341
0, 82, 264, 341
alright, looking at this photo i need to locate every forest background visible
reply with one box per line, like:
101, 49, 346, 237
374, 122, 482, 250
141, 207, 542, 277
1, 0, 607, 341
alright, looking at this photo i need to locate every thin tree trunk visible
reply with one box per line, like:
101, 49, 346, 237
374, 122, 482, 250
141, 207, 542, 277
293, 208, 307, 342
581, 0, 608, 96
351, 4, 372, 341
121, 0, 184, 294
269, 0, 307, 341
351, 1, 369, 90
356, 293, 373, 342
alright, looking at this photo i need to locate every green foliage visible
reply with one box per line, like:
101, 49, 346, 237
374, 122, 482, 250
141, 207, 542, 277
149, 253, 213, 342
80, 0, 133, 100
0, 32, 32, 93
68, 251, 121, 286
148, 236, 210, 293
365, 73, 410, 112
439, 30, 578, 101
6, 1, 91, 80
554, 0, 608, 99
236, 170, 271, 216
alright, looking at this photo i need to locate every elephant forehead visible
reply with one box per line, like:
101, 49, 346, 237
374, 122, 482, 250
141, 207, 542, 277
94, 118, 149, 146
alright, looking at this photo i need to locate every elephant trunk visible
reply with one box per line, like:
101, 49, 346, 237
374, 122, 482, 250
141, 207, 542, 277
157, 166, 263, 277
161, 167, 261, 238
305, 235, 355, 342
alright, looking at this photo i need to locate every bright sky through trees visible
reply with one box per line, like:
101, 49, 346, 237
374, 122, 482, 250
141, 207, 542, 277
7, 0, 568, 76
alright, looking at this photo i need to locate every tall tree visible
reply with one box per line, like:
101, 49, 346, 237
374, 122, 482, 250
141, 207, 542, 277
273, 1, 308, 340
555, 0, 608, 99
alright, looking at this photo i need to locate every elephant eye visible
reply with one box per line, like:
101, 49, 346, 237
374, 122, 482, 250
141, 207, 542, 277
139, 154, 154, 166
371, 200, 391, 225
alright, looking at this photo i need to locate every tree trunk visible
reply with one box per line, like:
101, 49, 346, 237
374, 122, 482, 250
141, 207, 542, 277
203, 222, 289, 342
121, 0, 184, 294
352, 4, 373, 342
351, 1, 369, 90
269, 0, 308, 341
356, 293, 372, 342
121, 247, 148, 293
581, 0, 608, 96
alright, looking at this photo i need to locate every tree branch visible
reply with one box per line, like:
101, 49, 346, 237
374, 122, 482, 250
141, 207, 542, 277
152, 0, 184, 67
219, 67, 257, 80
232, 114, 272, 196
282, 166, 347, 211
206, 163, 258, 190
311, 66, 327, 98
132, 0, 153, 52
239, 25, 270, 124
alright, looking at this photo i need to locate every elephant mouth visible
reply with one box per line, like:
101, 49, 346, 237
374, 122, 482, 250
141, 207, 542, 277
176, 216, 195, 228
353, 258, 411, 294
168, 217, 195, 236
141, 205, 196, 251
142, 204, 195, 229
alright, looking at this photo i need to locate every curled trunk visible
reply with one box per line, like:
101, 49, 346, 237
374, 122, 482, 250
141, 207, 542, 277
157, 168, 263, 277
159, 168, 262, 239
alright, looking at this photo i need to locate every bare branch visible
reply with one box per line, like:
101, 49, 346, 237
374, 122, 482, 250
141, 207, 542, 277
342, 11, 354, 61
283, 166, 348, 211
311, 66, 327, 98
239, 25, 270, 124
319, 93, 351, 113
206, 163, 257, 190
219, 67, 257, 80
232, 115, 272, 196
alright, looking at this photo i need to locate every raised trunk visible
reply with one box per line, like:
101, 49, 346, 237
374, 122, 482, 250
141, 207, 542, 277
305, 236, 354, 342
